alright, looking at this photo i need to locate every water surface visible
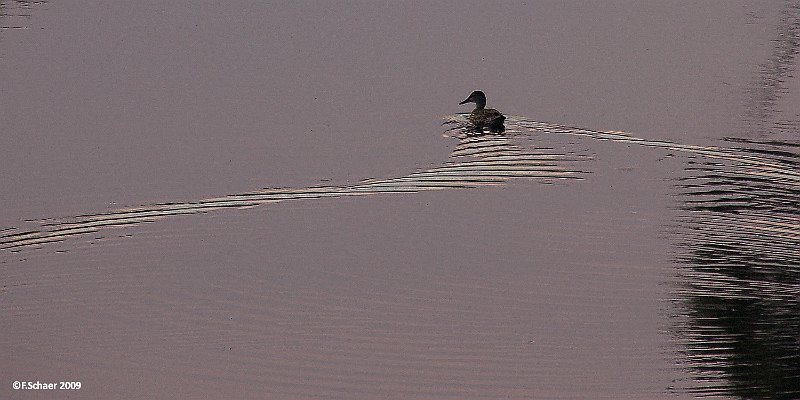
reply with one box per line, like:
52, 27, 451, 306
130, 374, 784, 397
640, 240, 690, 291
1, 1, 798, 399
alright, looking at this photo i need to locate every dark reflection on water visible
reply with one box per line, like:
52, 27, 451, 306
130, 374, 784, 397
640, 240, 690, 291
460, 122, 506, 135
673, 148, 800, 399
740, 3, 800, 136
672, 2, 800, 398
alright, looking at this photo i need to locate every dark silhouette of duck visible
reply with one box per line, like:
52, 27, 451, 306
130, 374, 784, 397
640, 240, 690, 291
459, 90, 506, 130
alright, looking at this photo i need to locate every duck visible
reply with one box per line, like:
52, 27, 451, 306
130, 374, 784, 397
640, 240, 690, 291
459, 90, 506, 129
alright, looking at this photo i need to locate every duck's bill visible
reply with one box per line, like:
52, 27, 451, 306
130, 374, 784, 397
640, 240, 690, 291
458, 98, 471, 105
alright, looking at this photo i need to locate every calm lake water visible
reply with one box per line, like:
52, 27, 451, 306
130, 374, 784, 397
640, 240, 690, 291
2, 1, 798, 399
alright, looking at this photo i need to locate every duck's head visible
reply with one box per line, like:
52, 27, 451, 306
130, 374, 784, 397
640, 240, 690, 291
459, 90, 487, 110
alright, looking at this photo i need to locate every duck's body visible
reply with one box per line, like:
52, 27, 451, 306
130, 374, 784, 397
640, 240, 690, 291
459, 90, 505, 129
467, 108, 506, 127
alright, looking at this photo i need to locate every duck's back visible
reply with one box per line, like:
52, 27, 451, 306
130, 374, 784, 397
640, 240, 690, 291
469, 108, 506, 126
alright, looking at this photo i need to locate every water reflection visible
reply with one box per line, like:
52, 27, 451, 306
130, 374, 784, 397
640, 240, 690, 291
671, 2, 800, 398
673, 141, 800, 399
497, 116, 800, 398
740, 3, 800, 136
462, 123, 506, 135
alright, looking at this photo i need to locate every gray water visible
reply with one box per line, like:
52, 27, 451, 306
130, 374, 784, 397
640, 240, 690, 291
2, 1, 799, 399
